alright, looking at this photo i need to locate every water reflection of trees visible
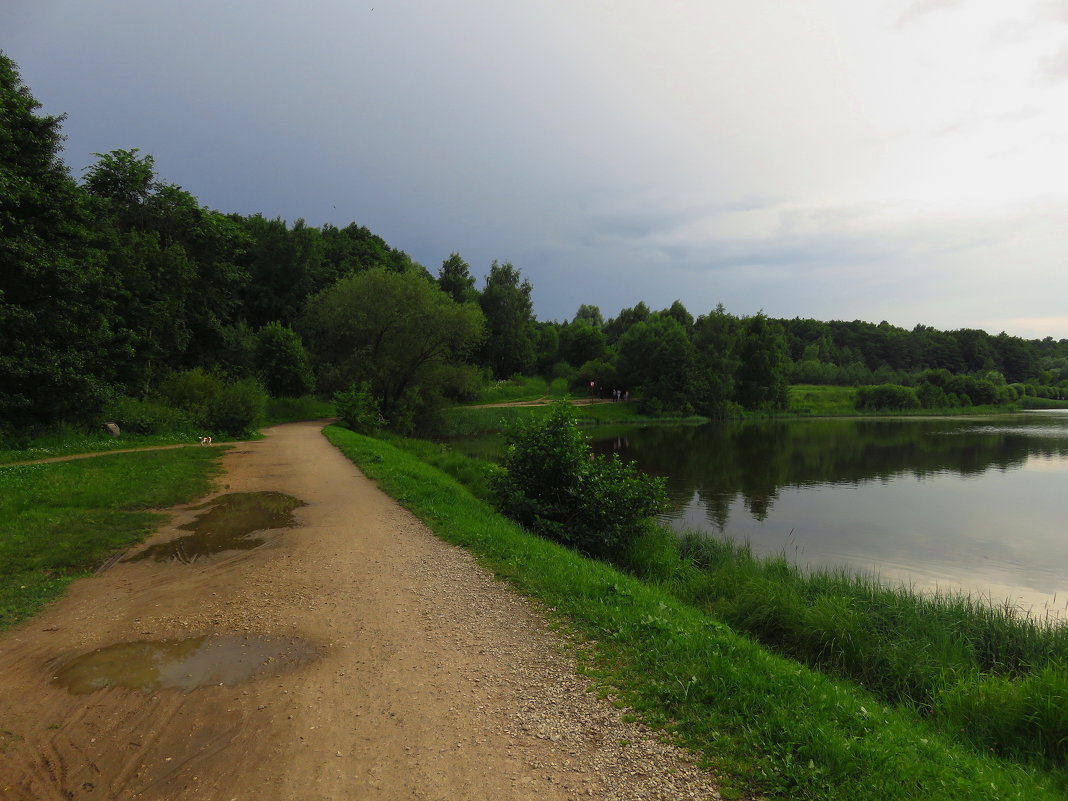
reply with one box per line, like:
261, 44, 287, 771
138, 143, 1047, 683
590, 419, 1068, 525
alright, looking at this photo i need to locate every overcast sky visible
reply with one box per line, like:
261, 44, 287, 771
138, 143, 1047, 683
5, 0, 1068, 337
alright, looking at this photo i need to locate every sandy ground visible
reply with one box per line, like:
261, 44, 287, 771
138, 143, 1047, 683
0, 421, 721, 800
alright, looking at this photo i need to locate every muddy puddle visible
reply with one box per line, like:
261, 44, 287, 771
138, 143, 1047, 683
125, 491, 306, 563
51, 635, 317, 695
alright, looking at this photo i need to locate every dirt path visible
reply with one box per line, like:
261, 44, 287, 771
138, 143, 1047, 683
0, 421, 721, 800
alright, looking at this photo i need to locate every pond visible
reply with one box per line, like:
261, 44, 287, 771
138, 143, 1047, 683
585, 413, 1068, 620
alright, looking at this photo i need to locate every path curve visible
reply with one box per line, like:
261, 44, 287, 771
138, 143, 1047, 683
0, 421, 720, 800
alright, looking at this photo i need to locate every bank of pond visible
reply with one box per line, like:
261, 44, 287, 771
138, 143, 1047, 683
418, 411, 1068, 773
332, 425, 1068, 800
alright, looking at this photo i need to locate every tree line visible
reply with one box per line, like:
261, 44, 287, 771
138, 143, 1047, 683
4, 50, 1068, 439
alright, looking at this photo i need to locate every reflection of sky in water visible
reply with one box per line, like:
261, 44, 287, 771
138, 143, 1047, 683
649, 416, 1068, 620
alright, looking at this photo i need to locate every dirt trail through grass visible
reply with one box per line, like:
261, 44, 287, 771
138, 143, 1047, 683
0, 421, 720, 800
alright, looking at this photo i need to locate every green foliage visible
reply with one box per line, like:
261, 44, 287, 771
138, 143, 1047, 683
735, 313, 790, 411
83, 147, 155, 208
574, 358, 618, 396
492, 402, 667, 557
437, 252, 477, 303
788, 385, 860, 415
254, 321, 315, 397
478, 260, 537, 378
560, 320, 607, 367
855, 384, 922, 411
333, 383, 385, 434
153, 368, 265, 436
616, 316, 698, 414
102, 396, 196, 435
299, 268, 485, 431
262, 395, 335, 426
0, 52, 115, 426
203, 377, 267, 437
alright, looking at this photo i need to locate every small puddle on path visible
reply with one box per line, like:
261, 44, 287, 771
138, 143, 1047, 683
51, 635, 316, 695
125, 491, 306, 563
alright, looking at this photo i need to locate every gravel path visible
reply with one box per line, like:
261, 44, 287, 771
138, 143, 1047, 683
0, 421, 721, 800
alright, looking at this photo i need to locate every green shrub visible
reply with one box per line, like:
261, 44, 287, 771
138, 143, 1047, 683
155, 368, 224, 419
203, 378, 267, 437
102, 396, 196, 435
263, 395, 336, 425
492, 401, 667, 557
254, 321, 315, 397
855, 384, 921, 411
334, 383, 386, 434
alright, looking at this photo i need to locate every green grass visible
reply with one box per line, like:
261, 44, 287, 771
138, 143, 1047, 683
672, 534, 1068, 766
472, 375, 570, 404
0, 448, 223, 631
378, 433, 500, 503
0, 426, 215, 465
323, 425, 1067, 800
789, 385, 859, 415
1018, 397, 1068, 410
441, 400, 705, 436
263, 395, 336, 425
788, 385, 1026, 417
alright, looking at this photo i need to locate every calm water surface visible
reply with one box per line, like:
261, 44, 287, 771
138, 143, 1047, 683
586, 412, 1068, 618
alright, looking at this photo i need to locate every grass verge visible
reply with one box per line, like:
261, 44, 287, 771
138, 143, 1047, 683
323, 424, 1065, 800
0, 448, 223, 631
0, 427, 214, 465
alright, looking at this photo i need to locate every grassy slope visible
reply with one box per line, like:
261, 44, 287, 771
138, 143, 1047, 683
787, 384, 1068, 416
323, 424, 1064, 801
0, 448, 223, 631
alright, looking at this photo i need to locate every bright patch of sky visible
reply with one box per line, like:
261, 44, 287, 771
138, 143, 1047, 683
5, 0, 1067, 336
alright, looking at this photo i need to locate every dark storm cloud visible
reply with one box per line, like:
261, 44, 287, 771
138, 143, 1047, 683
5, 0, 1068, 336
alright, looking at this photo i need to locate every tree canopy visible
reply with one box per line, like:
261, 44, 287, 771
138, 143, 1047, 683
298, 268, 484, 430
4, 47, 1068, 439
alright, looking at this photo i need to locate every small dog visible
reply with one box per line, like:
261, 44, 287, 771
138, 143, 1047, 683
199, 436, 213, 446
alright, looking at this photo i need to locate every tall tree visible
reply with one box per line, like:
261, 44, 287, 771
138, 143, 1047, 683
478, 260, 537, 378
0, 52, 114, 426
572, 303, 604, 329
298, 269, 484, 429
735, 313, 789, 411
693, 304, 740, 413
437, 252, 477, 304
604, 301, 650, 344
616, 316, 699, 414
253, 321, 315, 397
84, 148, 247, 388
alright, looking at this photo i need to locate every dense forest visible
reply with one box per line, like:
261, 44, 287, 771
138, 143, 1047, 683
4, 50, 1068, 441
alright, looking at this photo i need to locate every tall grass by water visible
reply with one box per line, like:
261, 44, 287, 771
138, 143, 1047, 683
0, 448, 222, 630
661, 533, 1068, 766
325, 424, 1067, 800
366, 421, 1068, 773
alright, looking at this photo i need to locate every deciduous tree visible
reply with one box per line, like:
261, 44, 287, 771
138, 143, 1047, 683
298, 269, 484, 430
